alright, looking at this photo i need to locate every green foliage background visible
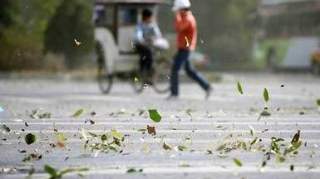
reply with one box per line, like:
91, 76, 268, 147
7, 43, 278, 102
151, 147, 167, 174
44, 0, 94, 69
0, 0, 93, 71
0, 0, 257, 71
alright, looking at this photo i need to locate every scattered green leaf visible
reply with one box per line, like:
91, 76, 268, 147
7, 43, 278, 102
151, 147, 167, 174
263, 88, 270, 103
237, 81, 244, 95
276, 154, 286, 163
55, 133, 66, 148
291, 130, 301, 145
82, 129, 125, 153
233, 158, 243, 167
185, 108, 193, 118
163, 142, 172, 151
260, 110, 271, 117
177, 145, 188, 151
30, 109, 51, 119
249, 125, 255, 136
290, 165, 294, 171
22, 153, 42, 162
148, 109, 162, 123
25, 133, 36, 145
127, 168, 143, 173
72, 109, 85, 118
179, 163, 191, 167
44, 165, 58, 178
1, 124, 10, 133
111, 129, 124, 141
44, 165, 88, 179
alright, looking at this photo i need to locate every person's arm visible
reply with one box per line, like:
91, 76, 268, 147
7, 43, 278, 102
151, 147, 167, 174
152, 23, 162, 39
175, 13, 190, 32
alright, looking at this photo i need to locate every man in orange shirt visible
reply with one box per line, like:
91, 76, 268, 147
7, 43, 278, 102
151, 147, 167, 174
169, 0, 212, 99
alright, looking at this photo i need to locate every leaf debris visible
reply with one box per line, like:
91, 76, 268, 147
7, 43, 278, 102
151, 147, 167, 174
233, 158, 243, 167
237, 81, 244, 95
263, 88, 270, 103
148, 109, 162, 123
44, 165, 88, 179
25, 133, 36, 145
72, 109, 85, 118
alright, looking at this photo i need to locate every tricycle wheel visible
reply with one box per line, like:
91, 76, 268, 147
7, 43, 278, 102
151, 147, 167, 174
152, 58, 171, 94
96, 43, 113, 94
130, 72, 145, 94
98, 64, 113, 94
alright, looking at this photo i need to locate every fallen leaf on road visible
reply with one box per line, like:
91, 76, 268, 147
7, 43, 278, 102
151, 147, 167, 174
30, 109, 51, 119
1, 124, 10, 133
90, 111, 96, 116
263, 88, 270, 103
72, 109, 85, 118
44, 164, 88, 179
260, 110, 271, 117
163, 142, 172, 151
249, 125, 255, 136
177, 145, 188, 151
185, 109, 193, 118
25, 133, 36, 145
22, 153, 42, 162
290, 165, 295, 171
111, 129, 124, 141
147, 125, 156, 136
233, 158, 243, 167
56, 132, 66, 148
148, 109, 162, 123
179, 162, 191, 167
291, 130, 301, 145
127, 168, 143, 173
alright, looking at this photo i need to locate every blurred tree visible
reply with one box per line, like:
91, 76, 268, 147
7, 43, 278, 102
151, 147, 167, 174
0, 0, 18, 36
0, 0, 61, 71
0, 0, 12, 28
44, 0, 94, 69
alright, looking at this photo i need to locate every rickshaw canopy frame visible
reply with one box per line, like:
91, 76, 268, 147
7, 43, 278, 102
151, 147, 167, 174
95, 0, 169, 5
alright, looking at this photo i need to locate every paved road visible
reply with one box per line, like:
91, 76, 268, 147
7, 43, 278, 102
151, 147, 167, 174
1, 72, 320, 179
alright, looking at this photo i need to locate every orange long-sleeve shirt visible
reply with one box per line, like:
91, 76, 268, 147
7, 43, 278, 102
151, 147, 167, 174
175, 11, 197, 51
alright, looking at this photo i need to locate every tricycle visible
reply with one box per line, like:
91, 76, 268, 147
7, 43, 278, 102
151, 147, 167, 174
94, 0, 171, 94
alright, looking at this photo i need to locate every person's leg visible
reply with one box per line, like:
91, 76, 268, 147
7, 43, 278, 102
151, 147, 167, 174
184, 57, 210, 91
170, 50, 189, 96
136, 45, 153, 74
143, 47, 153, 73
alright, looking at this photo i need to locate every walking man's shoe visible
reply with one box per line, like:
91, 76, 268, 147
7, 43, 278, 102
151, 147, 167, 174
166, 95, 178, 101
205, 86, 213, 100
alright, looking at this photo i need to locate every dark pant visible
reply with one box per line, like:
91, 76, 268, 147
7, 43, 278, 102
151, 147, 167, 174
170, 49, 210, 96
136, 44, 153, 74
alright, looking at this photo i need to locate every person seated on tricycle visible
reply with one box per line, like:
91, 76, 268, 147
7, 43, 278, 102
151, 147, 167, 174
134, 9, 168, 82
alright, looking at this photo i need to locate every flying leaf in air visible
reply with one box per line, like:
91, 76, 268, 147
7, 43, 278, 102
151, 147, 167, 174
148, 109, 162, 123
263, 88, 270, 103
237, 81, 244, 95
